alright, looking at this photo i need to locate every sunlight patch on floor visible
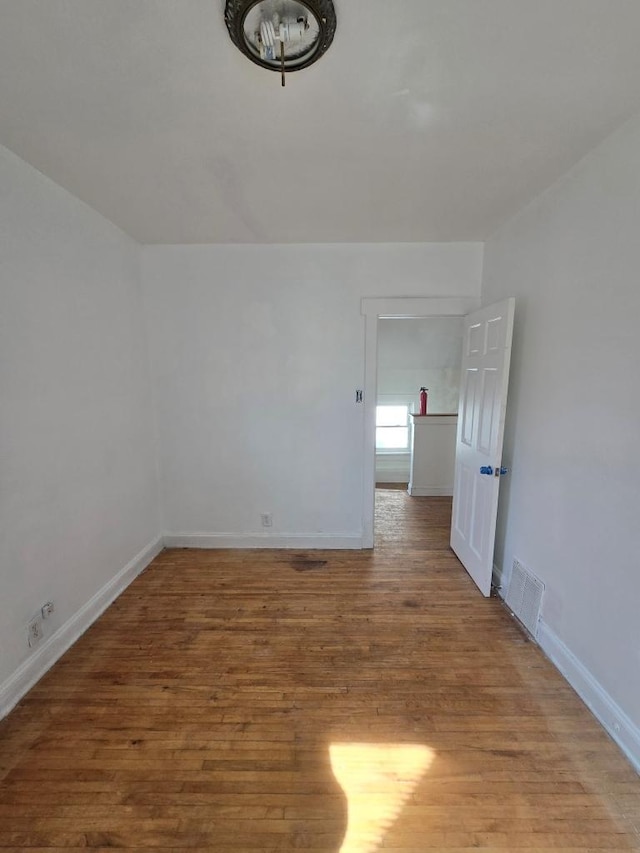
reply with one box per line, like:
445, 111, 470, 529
330, 743, 435, 853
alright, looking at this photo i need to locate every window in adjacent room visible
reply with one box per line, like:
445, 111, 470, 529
376, 404, 410, 451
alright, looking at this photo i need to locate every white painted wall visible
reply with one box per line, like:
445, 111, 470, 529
0, 145, 160, 702
142, 244, 483, 544
482, 114, 640, 749
377, 317, 464, 412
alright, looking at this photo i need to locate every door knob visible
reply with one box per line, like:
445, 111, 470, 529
479, 466, 493, 475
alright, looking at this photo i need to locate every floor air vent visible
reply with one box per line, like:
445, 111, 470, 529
505, 559, 544, 639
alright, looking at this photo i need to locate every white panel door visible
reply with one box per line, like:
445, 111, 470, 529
450, 298, 515, 596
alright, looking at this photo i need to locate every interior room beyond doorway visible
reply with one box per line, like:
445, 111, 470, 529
375, 316, 464, 491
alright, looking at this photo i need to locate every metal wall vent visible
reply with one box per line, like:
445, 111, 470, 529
505, 558, 545, 638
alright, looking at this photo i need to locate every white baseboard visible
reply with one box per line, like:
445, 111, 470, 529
537, 620, 640, 774
0, 536, 164, 721
407, 486, 453, 496
162, 532, 364, 550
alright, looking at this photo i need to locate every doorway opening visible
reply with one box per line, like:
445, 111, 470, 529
361, 297, 480, 548
375, 316, 465, 491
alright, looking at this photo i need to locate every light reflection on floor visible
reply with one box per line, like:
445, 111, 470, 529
330, 743, 435, 853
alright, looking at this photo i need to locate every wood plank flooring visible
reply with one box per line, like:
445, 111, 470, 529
1, 490, 639, 851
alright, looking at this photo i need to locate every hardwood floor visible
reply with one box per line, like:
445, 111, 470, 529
1, 490, 639, 851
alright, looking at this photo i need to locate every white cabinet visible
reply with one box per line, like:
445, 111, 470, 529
408, 414, 458, 496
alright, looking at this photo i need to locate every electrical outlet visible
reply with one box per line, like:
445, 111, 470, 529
28, 616, 43, 648
261, 512, 273, 528
41, 601, 54, 619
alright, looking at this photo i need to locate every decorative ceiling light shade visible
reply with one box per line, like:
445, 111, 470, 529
225, 0, 337, 86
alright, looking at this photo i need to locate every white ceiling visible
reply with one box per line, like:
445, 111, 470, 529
2, 0, 640, 244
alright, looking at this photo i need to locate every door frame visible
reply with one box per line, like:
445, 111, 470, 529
361, 296, 480, 548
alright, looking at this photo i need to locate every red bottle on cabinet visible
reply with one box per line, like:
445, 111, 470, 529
419, 387, 428, 416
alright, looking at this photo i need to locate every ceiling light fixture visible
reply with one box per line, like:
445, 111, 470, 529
224, 0, 337, 87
